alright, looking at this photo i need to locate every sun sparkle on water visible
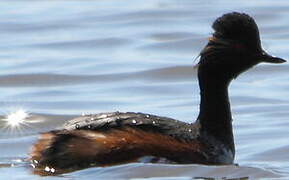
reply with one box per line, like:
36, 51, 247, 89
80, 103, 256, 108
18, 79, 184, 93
2, 109, 29, 127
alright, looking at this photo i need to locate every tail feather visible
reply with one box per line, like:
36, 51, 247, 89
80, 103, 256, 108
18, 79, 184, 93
30, 130, 107, 170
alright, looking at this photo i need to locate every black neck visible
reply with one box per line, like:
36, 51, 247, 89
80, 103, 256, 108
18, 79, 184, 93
197, 67, 234, 152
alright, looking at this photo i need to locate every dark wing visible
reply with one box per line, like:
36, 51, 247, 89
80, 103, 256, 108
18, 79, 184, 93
61, 112, 200, 141
30, 112, 205, 172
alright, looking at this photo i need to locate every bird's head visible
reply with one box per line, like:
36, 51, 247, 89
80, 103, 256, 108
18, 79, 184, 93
198, 12, 286, 81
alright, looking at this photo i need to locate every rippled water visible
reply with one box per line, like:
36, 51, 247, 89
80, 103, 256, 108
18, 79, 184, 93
0, 0, 289, 179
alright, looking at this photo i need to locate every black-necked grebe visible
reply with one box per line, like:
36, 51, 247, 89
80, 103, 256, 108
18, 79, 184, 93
30, 12, 286, 174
